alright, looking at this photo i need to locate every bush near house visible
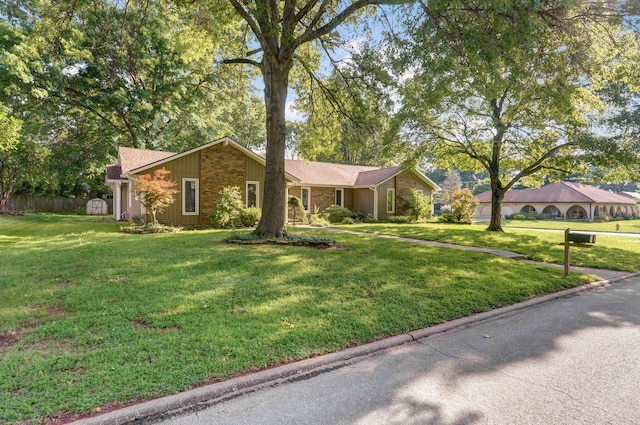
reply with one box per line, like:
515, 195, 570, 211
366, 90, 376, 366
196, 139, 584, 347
209, 186, 245, 228
322, 205, 355, 224
240, 207, 262, 227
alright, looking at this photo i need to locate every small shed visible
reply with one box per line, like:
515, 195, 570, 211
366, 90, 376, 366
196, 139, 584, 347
86, 198, 109, 215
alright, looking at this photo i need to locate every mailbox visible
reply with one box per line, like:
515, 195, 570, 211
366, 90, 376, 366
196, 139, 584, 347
567, 232, 596, 244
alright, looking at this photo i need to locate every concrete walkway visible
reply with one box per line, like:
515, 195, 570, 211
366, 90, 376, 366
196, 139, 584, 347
326, 228, 632, 281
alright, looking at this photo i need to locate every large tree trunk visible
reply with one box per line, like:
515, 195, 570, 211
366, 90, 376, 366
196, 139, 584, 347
487, 176, 505, 232
0, 191, 9, 212
254, 57, 293, 238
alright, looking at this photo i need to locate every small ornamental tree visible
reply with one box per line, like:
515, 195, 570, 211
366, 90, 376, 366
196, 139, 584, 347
133, 168, 178, 226
288, 196, 304, 226
450, 189, 479, 224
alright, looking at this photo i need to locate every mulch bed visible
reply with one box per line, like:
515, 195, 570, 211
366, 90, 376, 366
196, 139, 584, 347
226, 237, 339, 249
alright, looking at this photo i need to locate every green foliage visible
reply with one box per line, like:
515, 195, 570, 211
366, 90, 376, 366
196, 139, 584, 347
291, 60, 398, 166
392, 1, 628, 229
0, 0, 264, 200
133, 168, 178, 226
341, 217, 355, 224
288, 196, 305, 225
438, 189, 479, 224
404, 188, 432, 222
322, 205, 355, 224
450, 189, 479, 224
513, 214, 526, 220
209, 186, 245, 228
240, 207, 262, 227
0, 215, 619, 423
387, 215, 412, 224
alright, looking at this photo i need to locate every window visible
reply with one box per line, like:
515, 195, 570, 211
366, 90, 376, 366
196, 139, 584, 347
335, 188, 344, 207
182, 178, 199, 215
301, 187, 310, 212
246, 181, 259, 208
387, 188, 395, 213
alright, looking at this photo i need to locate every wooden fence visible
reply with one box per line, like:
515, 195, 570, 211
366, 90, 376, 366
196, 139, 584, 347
7, 195, 113, 214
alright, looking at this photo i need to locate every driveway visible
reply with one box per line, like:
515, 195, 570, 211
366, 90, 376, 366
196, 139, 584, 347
151, 275, 640, 425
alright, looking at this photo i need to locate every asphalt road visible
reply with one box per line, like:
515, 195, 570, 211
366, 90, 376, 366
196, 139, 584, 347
154, 276, 640, 425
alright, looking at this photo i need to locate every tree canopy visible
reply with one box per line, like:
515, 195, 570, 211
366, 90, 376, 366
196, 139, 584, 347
0, 0, 265, 197
390, 0, 634, 231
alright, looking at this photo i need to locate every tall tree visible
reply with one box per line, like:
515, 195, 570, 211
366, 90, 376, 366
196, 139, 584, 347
0, 105, 31, 211
1, 0, 265, 197
291, 53, 398, 166
216, 0, 404, 237
391, 0, 629, 231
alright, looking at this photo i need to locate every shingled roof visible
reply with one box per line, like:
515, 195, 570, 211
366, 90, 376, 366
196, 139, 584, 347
106, 147, 176, 180
107, 140, 439, 190
475, 181, 636, 205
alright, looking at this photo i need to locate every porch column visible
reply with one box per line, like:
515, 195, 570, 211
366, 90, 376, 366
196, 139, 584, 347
370, 187, 378, 220
114, 181, 122, 220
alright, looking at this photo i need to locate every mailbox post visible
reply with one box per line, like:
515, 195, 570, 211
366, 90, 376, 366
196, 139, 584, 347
562, 228, 596, 276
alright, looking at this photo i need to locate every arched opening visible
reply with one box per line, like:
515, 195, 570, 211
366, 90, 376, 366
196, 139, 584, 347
542, 205, 561, 219
610, 206, 615, 216
567, 205, 588, 220
520, 205, 537, 213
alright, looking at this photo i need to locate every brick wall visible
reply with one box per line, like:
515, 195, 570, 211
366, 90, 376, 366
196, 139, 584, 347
309, 187, 336, 212
200, 143, 246, 225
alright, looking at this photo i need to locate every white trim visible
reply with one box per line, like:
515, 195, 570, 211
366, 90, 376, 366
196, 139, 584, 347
335, 188, 344, 207
387, 188, 395, 214
301, 187, 311, 212
182, 178, 199, 215
371, 187, 379, 220
246, 181, 259, 208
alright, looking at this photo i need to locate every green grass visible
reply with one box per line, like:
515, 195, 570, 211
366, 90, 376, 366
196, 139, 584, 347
0, 214, 616, 424
334, 222, 640, 272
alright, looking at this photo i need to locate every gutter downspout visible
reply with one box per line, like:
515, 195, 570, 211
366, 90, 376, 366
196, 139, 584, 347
370, 187, 378, 220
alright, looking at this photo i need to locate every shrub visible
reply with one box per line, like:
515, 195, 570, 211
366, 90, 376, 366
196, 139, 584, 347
404, 188, 432, 222
308, 215, 331, 227
209, 186, 244, 228
449, 189, 479, 224
341, 217, 355, 225
322, 205, 354, 223
387, 215, 412, 224
437, 212, 458, 223
240, 207, 262, 227
513, 214, 526, 220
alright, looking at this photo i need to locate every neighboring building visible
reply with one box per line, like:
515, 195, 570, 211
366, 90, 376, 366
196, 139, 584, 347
474, 181, 639, 221
105, 137, 440, 225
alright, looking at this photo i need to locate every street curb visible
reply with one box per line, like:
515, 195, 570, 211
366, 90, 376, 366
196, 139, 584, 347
69, 271, 640, 425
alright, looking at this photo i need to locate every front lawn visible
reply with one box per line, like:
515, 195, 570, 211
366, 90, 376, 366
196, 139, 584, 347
337, 222, 640, 272
0, 215, 605, 424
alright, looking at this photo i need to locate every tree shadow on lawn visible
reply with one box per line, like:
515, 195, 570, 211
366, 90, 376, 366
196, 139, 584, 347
0, 229, 611, 423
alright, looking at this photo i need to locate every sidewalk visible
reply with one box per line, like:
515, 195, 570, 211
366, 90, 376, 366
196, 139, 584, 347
327, 228, 633, 281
